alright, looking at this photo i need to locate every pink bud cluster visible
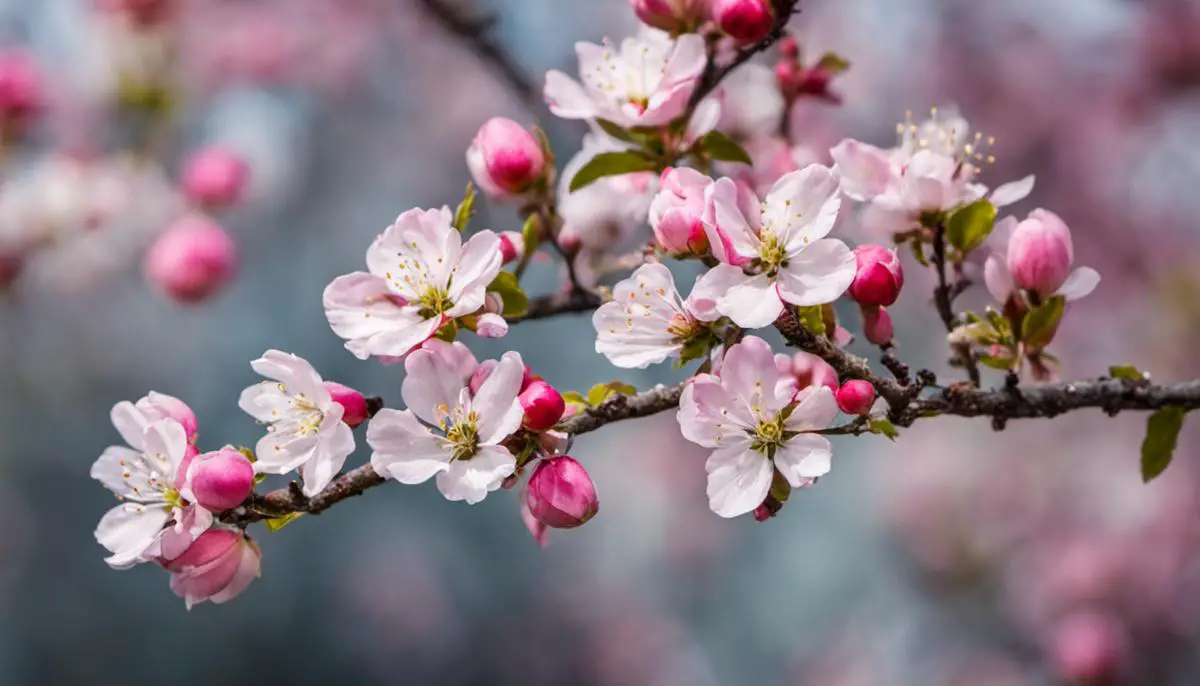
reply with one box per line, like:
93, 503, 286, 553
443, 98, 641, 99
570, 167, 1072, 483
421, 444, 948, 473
846, 245, 903, 346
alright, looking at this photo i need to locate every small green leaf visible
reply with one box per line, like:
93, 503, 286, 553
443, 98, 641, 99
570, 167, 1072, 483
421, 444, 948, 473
586, 381, 637, 407
946, 199, 998, 253
521, 213, 541, 257
569, 151, 659, 192
868, 418, 899, 441
253, 473, 268, 486
700, 130, 753, 165
264, 512, 304, 532
977, 353, 1016, 371
434, 322, 458, 342
453, 183, 477, 232
794, 305, 826, 336
1141, 406, 1187, 483
909, 239, 930, 267
595, 119, 637, 143
814, 51, 851, 74
237, 447, 257, 463
677, 335, 714, 366
562, 391, 588, 411
487, 271, 529, 318
1021, 296, 1065, 350
1109, 365, 1144, 381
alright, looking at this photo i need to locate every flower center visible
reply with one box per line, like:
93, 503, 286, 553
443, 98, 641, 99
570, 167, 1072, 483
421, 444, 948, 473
750, 413, 788, 458
163, 488, 183, 510
666, 312, 699, 341
755, 231, 789, 276
438, 404, 480, 461
417, 285, 452, 319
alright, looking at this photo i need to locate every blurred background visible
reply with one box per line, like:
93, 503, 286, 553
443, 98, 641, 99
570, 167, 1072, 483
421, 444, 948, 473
2, 0, 1200, 684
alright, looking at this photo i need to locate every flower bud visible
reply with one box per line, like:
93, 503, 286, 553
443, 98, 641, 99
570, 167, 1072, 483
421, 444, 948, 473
498, 230, 524, 264
182, 146, 249, 209
789, 351, 839, 392
712, 0, 774, 44
1007, 209, 1074, 298
849, 244, 903, 307
525, 455, 599, 528
145, 214, 237, 304
862, 306, 894, 346
323, 381, 368, 428
1050, 611, 1126, 683
0, 50, 41, 136
779, 35, 800, 59
185, 447, 255, 512
475, 312, 509, 338
835, 380, 875, 416
163, 528, 261, 609
630, 0, 709, 35
520, 380, 566, 432
466, 117, 546, 197
649, 167, 711, 256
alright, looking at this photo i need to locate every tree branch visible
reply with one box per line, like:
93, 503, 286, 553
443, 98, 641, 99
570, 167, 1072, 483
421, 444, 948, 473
930, 224, 981, 385
511, 288, 604, 323
686, 0, 802, 110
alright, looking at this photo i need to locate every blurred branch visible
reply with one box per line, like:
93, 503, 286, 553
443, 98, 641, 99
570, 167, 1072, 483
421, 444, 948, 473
686, 0, 801, 110
512, 288, 604, 323
415, 0, 540, 110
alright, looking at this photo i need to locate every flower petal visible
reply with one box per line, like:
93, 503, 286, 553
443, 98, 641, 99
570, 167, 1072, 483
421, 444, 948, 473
784, 386, 839, 432
703, 266, 783, 329
249, 350, 327, 406
705, 442, 772, 519
544, 70, 596, 120
95, 502, 170, 569
773, 433, 833, 486
473, 352, 526, 445
776, 238, 856, 307
990, 175, 1035, 208
435, 445, 516, 504
367, 409, 452, 484
1057, 266, 1099, 302
402, 348, 468, 427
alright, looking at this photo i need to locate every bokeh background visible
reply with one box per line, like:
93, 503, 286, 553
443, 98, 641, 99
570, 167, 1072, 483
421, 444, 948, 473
2, 0, 1200, 684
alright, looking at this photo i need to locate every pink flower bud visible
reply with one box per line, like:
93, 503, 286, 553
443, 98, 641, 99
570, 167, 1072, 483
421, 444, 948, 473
185, 447, 255, 512
1050, 611, 1126, 683
779, 35, 800, 59
163, 528, 261, 609
144, 214, 237, 304
753, 503, 772, 522
712, 0, 774, 44
650, 167, 711, 256
323, 381, 368, 428
475, 312, 509, 338
849, 244, 904, 307
862, 306, 894, 346
789, 351, 839, 392
835, 380, 876, 416
181, 146, 249, 209
498, 230, 524, 264
0, 50, 42, 134
520, 380, 565, 432
1007, 209, 1074, 298
466, 117, 546, 197
630, 0, 709, 34
525, 455, 599, 529
0, 252, 21, 290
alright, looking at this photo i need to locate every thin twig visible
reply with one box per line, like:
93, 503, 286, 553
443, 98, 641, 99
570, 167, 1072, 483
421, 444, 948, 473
930, 223, 981, 386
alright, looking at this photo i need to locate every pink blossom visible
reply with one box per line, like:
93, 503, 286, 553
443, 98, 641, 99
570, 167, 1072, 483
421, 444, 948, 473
323, 206, 503, 359
544, 33, 706, 129
525, 456, 599, 529
144, 214, 238, 304
650, 167, 712, 256
678, 336, 837, 518
777, 351, 839, 393
694, 165, 856, 329
163, 529, 261, 610
983, 211, 1099, 304
134, 391, 198, 445
848, 244, 904, 307
181, 147, 250, 209
184, 448, 254, 512
466, 117, 546, 198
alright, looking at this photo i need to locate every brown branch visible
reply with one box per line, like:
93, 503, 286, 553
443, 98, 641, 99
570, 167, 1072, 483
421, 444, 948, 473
511, 288, 603, 323
930, 223, 981, 386
686, 0, 802, 111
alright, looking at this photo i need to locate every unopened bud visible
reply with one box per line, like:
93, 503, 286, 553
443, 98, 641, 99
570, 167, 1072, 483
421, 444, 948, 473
475, 312, 509, 338
849, 244, 903, 307
712, 0, 774, 45
323, 381, 368, 428
144, 214, 237, 304
862, 306, 893, 346
466, 117, 546, 197
835, 380, 875, 416
0, 50, 41, 137
182, 146, 250, 209
498, 231, 524, 264
779, 35, 800, 59
163, 528, 261, 609
520, 380, 565, 432
630, 0, 709, 35
525, 455, 599, 529
1007, 209, 1074, 298
649, 167, 711, 256
186, 447, 255, 512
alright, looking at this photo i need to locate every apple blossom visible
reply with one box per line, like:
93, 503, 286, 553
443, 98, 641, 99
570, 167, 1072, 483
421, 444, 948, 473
649, 167, 711, 256
184, 447, 255, 512
182, 146, 249, 209
163, 528, 261, 610
91, 405, 211, 568
983, 211, 1099, 305
144, 214, 238, 304
678, 336, 838, 518
848, 244, 903, 307
520, 380, 566, 432
630, 0, 709, 34
323, 206, 504, 359
466, 117, 546, 198
712, 0, 774, 44
238, 350, 356, 497
836, 380, 876, 416
525, 456, 599, 528
544, 33, 706, 129
368, 350, 525, 504
322, 381, 369, 428
694, 165, 856, 329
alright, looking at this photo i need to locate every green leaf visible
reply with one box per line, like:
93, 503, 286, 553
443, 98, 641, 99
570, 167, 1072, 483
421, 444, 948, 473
453, 183, 477, 232
1021, 296, 1065, 350
561, 391, 588, 411
909, 238, 930, 267
1141, 406, 1188, 483
946, 199, 998, 253
700, 130, 753, 165
814, 51, 851, 74
795, 305, 826, 336
569, 151, 659, 192
487, 271, 529, 318
237, 446, 256, 463
254, 473, 268, 486
264, 512, 304, 532
1109, 365, 1144, 381
586, 381, 637, 407
978, 353, 1016, 371
521, 213, 541, 257
868, 418, 899, 441
677, 335, 714, 367
595, 119, 636, 143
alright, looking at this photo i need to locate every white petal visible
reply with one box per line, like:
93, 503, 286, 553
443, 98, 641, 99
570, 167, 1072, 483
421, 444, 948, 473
678, 376, 755, 448
765, 164, 842, 250
989, 175, 1035, 207
829, 139, 894, 201
721, 335, 787, 416
254, 431, 320, 475
1057, 266, 1099, 302
544, 70, 597, 120
250, 350, 327, 405
474, 352, 526, 444
773, 434, 833, 486
983, 254, 1015, 303
142, 419, 188, 480
776, 239, 855, 307
705, 443, 772, 519
110, 401, 150, 450
703, 177, 759, 264
367, 409, 452, 484
706, 267, 783, 329
434, 446, 516, 504
447, 230, 503, 313
299, 420, 355, 496
323, 272, 428, 360
784, 386, 839, 432
90, 446, 146, 499
95, 502, 170, 569
402, 348, 468, 427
